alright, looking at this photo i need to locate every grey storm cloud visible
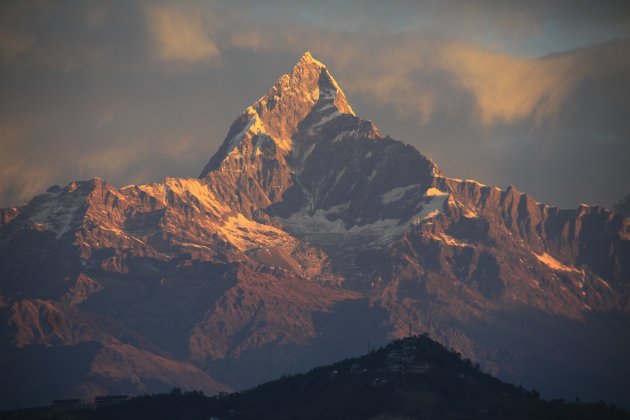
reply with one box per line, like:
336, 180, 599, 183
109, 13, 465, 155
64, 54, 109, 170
0, 0, 629, 209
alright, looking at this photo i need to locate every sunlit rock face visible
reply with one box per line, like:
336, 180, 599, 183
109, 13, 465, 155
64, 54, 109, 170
1, 52, 629, 409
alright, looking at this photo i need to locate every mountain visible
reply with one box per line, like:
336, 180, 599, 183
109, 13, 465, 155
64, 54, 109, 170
1, 51, 629, 409
4, 336, 629, 420
613, 194, 630, 217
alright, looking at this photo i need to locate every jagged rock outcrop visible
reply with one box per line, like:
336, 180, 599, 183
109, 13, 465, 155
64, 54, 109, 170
1, 52, 629, 409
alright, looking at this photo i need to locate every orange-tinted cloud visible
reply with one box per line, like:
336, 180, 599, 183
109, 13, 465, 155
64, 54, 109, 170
438, 43, 576, 126
0, 24, 33, 64
144, 3, 219, 63
0, 1, 628, 209
0, 123, 55, 206
84, 3, 109, 27
301, 33, 630, 128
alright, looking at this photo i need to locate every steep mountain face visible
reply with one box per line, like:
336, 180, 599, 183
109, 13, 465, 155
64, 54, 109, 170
1, 52, 629, 409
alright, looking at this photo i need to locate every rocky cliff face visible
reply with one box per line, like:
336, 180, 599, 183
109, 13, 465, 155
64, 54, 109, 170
1, 52, 629, 409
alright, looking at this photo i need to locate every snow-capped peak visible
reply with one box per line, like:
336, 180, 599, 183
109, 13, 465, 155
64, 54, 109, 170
298, 51, 325, 68
200, 52, 355, 176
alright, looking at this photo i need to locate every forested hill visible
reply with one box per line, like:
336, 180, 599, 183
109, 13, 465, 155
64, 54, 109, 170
3, 335, 628, 420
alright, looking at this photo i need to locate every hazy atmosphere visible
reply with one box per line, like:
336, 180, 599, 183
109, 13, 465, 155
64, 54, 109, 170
3, 2, 630, 414
1, 0, 629, 209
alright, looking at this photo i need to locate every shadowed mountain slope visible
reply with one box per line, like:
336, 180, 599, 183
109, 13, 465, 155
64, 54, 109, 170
4, 336, 629, 420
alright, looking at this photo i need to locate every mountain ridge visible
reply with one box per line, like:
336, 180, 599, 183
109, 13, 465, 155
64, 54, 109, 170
1, 52, 629, 409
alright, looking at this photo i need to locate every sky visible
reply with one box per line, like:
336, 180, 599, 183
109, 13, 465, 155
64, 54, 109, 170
1, 0, 629, 209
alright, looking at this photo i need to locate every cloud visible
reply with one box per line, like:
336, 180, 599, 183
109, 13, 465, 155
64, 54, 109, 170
438, 43, 575, 126
438, 39, 630, 127
0, 31, 32, 64
0, 0, 628, 209
0, 8, 34, 64
0, 111, 204, 207
0, 123, 55, 206
144, 3, 220, 63
84, 2, 110, 27
286, 32, 630, 130
75, 135, 198, 186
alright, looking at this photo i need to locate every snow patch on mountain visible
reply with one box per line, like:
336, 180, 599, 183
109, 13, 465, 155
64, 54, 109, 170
96, 225, 146, 245
332, 168, 347, 188
382, 184, 420, 204
29, 189, 86, 239
139, 178, 228, 217
216, 213, 292, 251
226, 109, 266, 157
425, 187, 448, 197
307, 110, 341, 135
280, 192, 449, 251
333, 129, 359, 143
427, 232, 472, 248
446, 177, 487, 187
534, 252, 582, 273
464, 210, 478, 219
280, 206, 411, 250
381, 184, 441, 204
300, 143, 317, 165
319, 87, 336, 101
412, 193, 449, 224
